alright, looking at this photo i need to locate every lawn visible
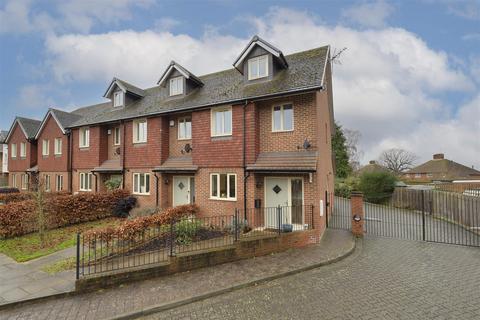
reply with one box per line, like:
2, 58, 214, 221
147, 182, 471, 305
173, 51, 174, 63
0, 218, 122, 262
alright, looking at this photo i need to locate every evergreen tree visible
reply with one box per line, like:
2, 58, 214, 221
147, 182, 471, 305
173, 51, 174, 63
332, 122, 352, 178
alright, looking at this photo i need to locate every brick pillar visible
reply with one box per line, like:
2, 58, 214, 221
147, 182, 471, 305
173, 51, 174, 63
351, 191, 364, 238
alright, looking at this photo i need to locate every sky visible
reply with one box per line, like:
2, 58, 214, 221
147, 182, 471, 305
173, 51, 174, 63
0, 0, 479, 169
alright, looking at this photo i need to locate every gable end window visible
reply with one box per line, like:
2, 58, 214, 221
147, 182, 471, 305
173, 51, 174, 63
54, 138, 62, 155
248, 55, 268, 80
79, 128, 90, 148
272, 104, 294, 132
133, 119, 147, 143
211, 106, 232, 137
11, 144, 17, 158
42, 140, 49, 156
178, 117, 192, 140
210, 173, 236, 201
169, 76, 184, 96
114, 91, 124, 107
114, 127, 121, 145
20, 142, 27, 158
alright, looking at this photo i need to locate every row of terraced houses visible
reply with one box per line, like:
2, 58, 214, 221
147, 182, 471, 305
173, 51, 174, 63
4, 36, 334, 231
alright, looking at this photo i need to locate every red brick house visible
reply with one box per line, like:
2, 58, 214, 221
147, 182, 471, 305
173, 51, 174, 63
6, 36, 335, 232
4, 117, 41, 190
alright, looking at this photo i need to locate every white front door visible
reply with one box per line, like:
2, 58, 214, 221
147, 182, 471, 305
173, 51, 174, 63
173, 176, 193, 207
265, 177, 304, 228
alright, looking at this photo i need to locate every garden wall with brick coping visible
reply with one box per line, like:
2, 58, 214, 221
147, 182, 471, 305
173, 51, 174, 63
75, 228, 322, 292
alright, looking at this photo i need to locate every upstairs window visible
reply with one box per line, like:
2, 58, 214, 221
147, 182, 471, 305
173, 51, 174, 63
169, 76, 184, 96
114, 91, 124, 107
42, 140, 49, 156
133, 119, 147, 143
272, 104, 294, 132
114, 127, 121, 145
11, 144, 16, 158
248, 55, 268, 80
79, 127, 90, 148
54, 138, 62, 155
20, 142, 27, 158
211, 106, 232, 137
178, 117, 192, 140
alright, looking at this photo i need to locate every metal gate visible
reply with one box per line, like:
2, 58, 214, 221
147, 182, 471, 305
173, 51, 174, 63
328, 190, 480, 247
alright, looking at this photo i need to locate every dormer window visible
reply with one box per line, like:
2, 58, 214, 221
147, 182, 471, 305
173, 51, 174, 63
248, 55, 268, 80
114, 91, 124, 107
169, 76, 184, 96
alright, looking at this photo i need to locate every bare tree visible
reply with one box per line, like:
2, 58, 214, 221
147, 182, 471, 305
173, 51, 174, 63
344, 128, 363, 171
33, 175, 48, 247
379, 148, 418, 174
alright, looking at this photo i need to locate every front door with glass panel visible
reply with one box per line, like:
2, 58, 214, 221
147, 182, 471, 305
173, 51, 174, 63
173, 176, 194, 207
265, 177, 303, 228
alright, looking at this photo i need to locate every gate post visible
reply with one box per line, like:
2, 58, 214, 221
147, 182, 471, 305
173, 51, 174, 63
421, 190, 426, 241
351, 191, 364, 238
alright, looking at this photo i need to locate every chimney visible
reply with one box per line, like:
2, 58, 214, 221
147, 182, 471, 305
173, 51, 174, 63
433, 153, 444, 160
369, 160, 376, 165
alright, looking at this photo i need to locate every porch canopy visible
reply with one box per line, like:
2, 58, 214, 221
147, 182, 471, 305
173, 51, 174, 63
92, 159, 123, 173
246, 151, 317, 173
26, 165, 38, 173
153, 157, 198, 173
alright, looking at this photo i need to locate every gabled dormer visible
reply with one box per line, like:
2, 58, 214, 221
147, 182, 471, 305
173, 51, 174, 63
103, 78, 145, 108
233, 35, 288, 83
157, 61, 203, 97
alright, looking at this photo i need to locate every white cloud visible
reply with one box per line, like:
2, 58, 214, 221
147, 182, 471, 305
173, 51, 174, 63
38, 6, 480, 168
445, 0, 480, 20
341, 0, 394, 28
154, 17, 181, 31
17, 84, 56, 109
0, 0, 32, 34
462, 33, 480, 41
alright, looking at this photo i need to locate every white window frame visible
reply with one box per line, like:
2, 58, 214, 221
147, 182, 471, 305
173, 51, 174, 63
133, 173, 150, 195
20, 142, 27, 158
42, 139, 49, 156
79, 172, 93, 191
54, 138, 62, 155
169, 76, 184, 96
113, 127, 121, 146
210, 173, 237, 201
113, 91, 124, 107
79, 127, 90, 148
211, 106, 233, 137
56, 175, 63, 191
178, 117, 192, 140
133, 119, 147, 143
415, 173, 421, 178
12, 174, 17, 188
11, 143, 16, 159
247, 55, 269, 80
426, 173, 433, 178
21, 174, 28, 190
44, 175, 51, 192
272, 103, 294, 132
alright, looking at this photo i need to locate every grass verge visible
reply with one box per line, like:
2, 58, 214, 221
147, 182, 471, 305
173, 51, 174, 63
0, 218, 122, 262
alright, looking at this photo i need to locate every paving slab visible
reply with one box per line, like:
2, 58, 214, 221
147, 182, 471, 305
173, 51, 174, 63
0, 229, 354, 320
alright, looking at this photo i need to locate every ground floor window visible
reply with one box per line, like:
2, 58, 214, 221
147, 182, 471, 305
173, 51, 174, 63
12, 174, 17, 188
210, 173, 236, 200
133, 173, 150, 195
56, 175, 63, 191
21, 174, 28, 190
80, 172, 92, 191
44, 175, 51, 192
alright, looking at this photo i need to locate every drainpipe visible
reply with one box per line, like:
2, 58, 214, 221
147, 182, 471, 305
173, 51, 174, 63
92, 172, 98, 193
154, 172, 159, 207
243, 100, 249, 219
66, 129, 72, 193
121, 120, 126, 189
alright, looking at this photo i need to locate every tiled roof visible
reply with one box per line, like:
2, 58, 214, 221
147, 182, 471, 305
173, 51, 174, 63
153, 157, 198, 172
50, 108, 83, 129
0, 130, 8, 143
112, 78, 146, 97
16, 117, 41, 139
92, 159, 123, 172
68, 46, 329, 128
246, 151, 318, 172
407, 159, 480, 180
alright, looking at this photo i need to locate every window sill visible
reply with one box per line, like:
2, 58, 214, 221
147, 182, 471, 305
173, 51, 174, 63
79, 147, 89, 150
271, 129, 294, 133
54, 154, 62, 157
133, 142, 147, 145
209, 197, 237, 202
79, 190, 92, 192
133, 193, 150, 196
177, 138, 192, 141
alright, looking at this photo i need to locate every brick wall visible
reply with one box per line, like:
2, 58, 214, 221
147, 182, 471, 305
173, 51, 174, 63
72, 126, 102, 169
257, 93, 318, 153
39, 171, 70, 192
168, 113, 192, 158
37, 114, 69, 172
7, 123, 37, 172
124, 117, 164, 168
124, 168, 158, 209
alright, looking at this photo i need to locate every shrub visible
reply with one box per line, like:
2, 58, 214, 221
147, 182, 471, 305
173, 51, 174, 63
335, 176, 359, 198
84, 204, 200, 243
358, 171, 397, 204
0, 190, 131, 238
175, 218, 202, 244
0, 187, 20, 194
0, 192, 33, 204
113, 196, 137, 218
105, 177, 122, 191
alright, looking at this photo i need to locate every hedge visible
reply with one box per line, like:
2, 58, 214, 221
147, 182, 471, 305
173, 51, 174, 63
0, 191, 70, 205
0, 190, 130, 238
84, 204, 199, 243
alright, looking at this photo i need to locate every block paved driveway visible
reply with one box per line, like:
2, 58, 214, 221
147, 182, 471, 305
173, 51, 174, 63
142, 237, 480, 320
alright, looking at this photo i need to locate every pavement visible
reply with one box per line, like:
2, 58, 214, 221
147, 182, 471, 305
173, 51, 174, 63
0, 247, 76, 306
141, 236, 480, 320
0, 229, 354, 320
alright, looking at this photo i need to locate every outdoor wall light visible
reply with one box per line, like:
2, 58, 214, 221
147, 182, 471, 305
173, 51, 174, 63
353, 214, 361, 222
164, 178, 169, 185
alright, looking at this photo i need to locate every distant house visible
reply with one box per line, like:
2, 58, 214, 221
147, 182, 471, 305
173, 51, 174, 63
355, 160, 389, 176
403, 153, 480, 183
0, 130, 8, 187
